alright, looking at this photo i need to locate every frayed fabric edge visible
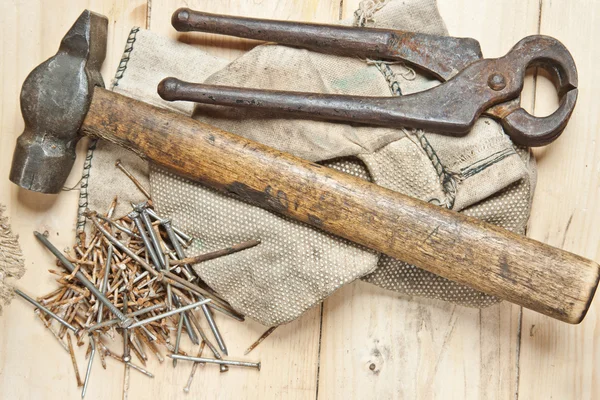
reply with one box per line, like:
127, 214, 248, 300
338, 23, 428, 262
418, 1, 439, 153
0, 204, 25, 315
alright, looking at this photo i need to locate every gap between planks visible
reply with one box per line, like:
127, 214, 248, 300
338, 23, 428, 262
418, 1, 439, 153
140, 2, 542, 398
315, 4, 345, 399
514, 3, 543, 399
146, 0, 152, 29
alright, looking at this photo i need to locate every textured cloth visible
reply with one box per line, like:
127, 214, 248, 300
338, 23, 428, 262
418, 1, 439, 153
0, 205, 25, 314
82, 0, 536, 326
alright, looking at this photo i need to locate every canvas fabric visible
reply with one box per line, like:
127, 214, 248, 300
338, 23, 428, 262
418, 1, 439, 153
81, 0, 536, 326
0, 205, 25, 314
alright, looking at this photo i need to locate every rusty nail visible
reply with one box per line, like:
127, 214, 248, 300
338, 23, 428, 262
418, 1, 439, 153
34, 232, 133, 328
81, 335, 96, 398
115, 160, 151, 199
244, 326, 277, 355
127, 299, 210, 329
184, 341, 206, 393
15, 288, 79, 333
67, 332, 83, 387
169, 354, 260, 370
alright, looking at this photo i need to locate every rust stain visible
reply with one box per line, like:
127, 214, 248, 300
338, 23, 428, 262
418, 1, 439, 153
225, 182, 289, 213
307, 214, 323, 227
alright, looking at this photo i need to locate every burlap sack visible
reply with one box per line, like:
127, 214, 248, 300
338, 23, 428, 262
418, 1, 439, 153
82, 0, 536, 326
0, 205, 25, 314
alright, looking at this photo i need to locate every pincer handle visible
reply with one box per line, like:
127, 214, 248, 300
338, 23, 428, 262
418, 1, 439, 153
171, 7, 395, 58
168, 9, 578, 147
170, 8, 482, 81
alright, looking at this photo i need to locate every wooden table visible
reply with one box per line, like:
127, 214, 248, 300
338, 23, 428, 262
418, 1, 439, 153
1, 1, 598, 399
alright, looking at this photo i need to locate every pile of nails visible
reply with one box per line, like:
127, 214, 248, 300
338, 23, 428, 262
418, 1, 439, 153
14, 190, 274, 398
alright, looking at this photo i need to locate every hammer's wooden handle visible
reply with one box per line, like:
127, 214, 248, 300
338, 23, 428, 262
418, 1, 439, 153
83, 88, 599, 323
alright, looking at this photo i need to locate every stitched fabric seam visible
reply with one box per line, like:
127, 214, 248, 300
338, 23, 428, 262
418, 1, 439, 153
460, 148, 516, 179
354, 3, 456, 209
112, 27, 140, 89
414, 131, 457, 209
75, 140, 97, 243
75, 27, 141, 242
374, 62, 403, 96
369, 60, 457, 208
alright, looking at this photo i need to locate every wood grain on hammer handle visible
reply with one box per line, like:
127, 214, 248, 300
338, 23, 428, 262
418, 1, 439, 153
82, 87, 599, 324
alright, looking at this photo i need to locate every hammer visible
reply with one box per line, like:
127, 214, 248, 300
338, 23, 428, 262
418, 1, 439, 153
10, 10, 599, 324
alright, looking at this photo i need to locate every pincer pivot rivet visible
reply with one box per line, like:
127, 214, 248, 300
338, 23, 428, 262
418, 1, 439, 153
488, 73, 506, 91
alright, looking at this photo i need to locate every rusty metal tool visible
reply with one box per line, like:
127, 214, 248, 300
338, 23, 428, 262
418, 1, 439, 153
8, 10, 600, 324
163, 8, 578, 147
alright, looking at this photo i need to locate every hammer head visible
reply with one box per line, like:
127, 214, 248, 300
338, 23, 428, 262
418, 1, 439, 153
9, 10, 108, 193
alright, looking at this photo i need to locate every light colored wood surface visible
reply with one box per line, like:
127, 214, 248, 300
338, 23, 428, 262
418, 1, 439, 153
318, 2, 533, 399
0, 0, 598, 399
519, 0, 600, 399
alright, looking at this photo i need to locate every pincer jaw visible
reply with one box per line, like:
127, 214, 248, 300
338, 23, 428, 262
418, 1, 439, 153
494, 35, 578, 147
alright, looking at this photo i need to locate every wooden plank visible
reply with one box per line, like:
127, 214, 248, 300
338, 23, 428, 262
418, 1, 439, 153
319, 282, 522, 399
317, 1, 539, 398
518, 0, 600, 398
1, 0, 334, 399
0, 1, 148, 399
3, 0, 597, 399
140, 1, 342, 399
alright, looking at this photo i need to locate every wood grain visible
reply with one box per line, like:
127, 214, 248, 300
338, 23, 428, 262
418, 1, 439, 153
148, 3, 341, 398
2, 1, 599, 399
1, 2, 334, 399
518, 0, 600, 398
83, 86, 599, 324
0, 2, 148, 399
318, 1, 540, 399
